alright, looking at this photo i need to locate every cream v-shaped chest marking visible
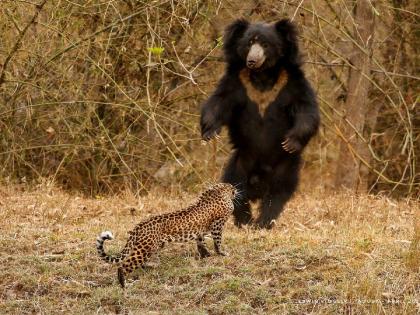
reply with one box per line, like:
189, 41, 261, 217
239, 68, 288, 116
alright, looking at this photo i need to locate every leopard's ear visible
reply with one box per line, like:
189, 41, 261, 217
274, 19, 300, 65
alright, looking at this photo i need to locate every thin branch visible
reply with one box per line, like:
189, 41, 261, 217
0, 0, 47, 87
304, 61, 420, 80
44, 8, 147, 65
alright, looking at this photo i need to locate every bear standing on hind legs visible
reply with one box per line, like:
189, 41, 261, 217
200, 18, 320, 229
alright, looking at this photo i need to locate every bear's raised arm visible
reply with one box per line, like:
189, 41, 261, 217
282, 79, 320, 153
200, 75, 237, 141
200, 19, 249, 141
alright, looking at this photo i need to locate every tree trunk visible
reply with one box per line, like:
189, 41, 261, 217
335, 0, 376, 192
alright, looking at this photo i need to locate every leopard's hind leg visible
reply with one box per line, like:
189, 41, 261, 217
118, 242, 160, 288
196, 234, 211, 258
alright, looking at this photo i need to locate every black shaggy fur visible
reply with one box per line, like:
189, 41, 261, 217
200, 19, 320, 228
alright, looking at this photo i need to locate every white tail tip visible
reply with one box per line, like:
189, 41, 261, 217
100, 231, 114, 240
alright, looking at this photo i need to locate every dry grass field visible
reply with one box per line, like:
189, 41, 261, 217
0, 185, 418, 314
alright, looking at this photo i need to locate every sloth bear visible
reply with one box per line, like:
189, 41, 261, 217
200, 19, 320, 229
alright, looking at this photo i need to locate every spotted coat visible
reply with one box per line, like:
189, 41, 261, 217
96, 183, 237, 288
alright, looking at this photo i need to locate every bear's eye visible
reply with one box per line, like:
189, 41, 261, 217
262, 42, 269, 49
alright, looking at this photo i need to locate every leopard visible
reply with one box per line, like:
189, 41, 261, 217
96, 183, 238, 288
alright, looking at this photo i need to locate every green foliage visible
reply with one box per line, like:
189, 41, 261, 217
148, 46, 165, 56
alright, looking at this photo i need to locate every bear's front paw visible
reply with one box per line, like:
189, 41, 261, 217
281, 137, 302, 153
201, 122, 222, 141
254, 218, 276, 229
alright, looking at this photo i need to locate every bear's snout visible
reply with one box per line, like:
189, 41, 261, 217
247, 43, 266, 69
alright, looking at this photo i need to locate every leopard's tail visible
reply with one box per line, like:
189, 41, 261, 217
96, 231, 125, 264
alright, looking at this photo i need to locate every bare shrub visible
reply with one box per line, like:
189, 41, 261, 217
0, 0, 418, 196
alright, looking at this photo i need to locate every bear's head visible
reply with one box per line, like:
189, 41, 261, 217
223, 18, 299, 70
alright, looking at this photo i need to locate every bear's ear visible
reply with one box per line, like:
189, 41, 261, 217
223, 18, 249, 51
275, 19, 300, 65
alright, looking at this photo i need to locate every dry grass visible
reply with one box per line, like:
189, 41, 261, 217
0, 184, 418, 314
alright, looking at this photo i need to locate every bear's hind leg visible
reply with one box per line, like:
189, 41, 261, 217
255, 191, 294, 229
232, 193, 252, 227
222, 153, 253, 227
255, 162, 299, 229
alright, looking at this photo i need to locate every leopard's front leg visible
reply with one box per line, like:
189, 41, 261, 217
210, 218, 228, 256
196, 234, 211, 258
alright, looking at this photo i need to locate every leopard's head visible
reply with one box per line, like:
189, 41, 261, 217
203, 183, 238, 203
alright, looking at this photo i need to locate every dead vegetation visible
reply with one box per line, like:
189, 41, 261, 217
0, 1, 418, 313
0, 184, 418, 314
0, 0, 418, 196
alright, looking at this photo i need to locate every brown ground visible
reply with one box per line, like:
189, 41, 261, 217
0, 185, 418, 314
